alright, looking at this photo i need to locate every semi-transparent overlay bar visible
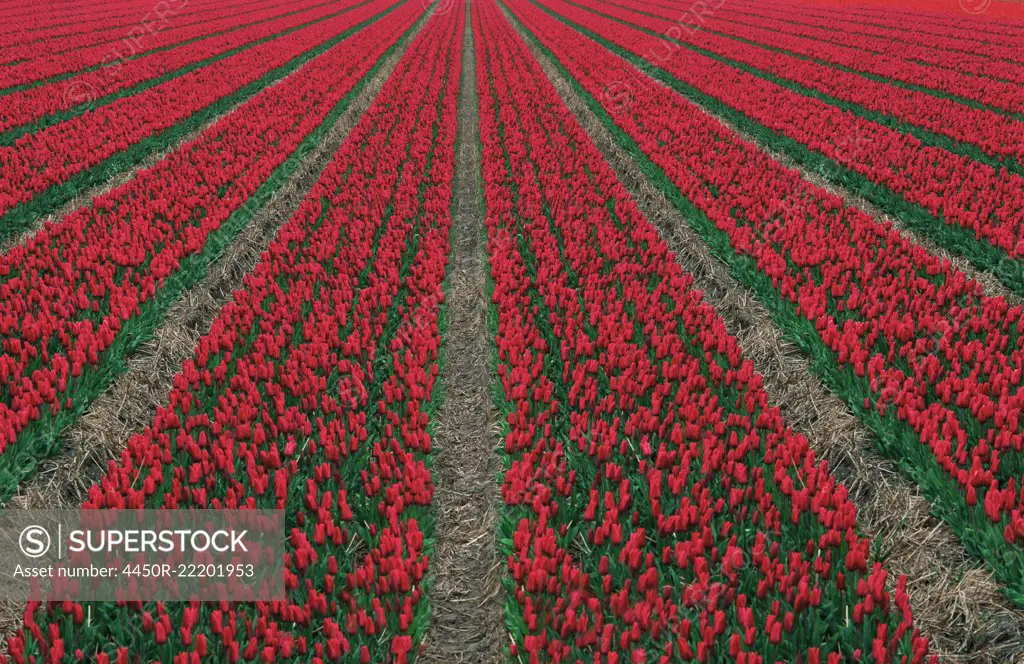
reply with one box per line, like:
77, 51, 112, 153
0, 510, 284, 601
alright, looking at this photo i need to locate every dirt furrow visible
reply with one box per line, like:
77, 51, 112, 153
418, 1, 505, 661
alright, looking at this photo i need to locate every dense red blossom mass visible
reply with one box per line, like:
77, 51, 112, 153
0, 0, 370, 135
1, 0, 1023, 660
509, 0, 1024, 612
477, 0, 931, 660
4, 0, 461, 660
0, 0, 417, 477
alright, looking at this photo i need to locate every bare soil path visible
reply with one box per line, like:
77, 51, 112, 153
418, 2, 506, 660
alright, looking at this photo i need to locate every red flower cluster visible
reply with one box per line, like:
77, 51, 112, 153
0, 0, 345, 89
747, 0, 1024, 50
570, 0, 1024, 169
0, 0, 401, 224
704, 0, 1024, 65
713, 2, 1024, 81
0, 0, 295, 66
0, 0, 270, 60
629, 0, 1024, 115
477, 0, 933, 661
0, 0, 366, 136
3, 3, 462, 662
704, 0, 1023, 86
542, 0, 1024, 261
510, 0, 1024, 600
0, 0, 422, 494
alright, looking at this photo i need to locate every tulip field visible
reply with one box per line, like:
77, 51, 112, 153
2, 0, 1024, 660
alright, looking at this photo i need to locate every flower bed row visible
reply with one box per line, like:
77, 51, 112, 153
614, 0, 1024, 116
0, 0, 393, 241
575, 0, 1024, 173
629, 0, 1024, 40
834, 0, 1024, 33
536, 0, 1024, 297
0, 0, 347, 139
0, 0, 424, 501
1, 3, 461, 663
0, 0, 312, 91
476, 1, 934, 662
0, 0, 291, 65
669, 1, 1024, 84
720, 0, 1024, 59
0, 0, 217, 45
504, 0, 1024, 607
596, 0, 1024, 117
